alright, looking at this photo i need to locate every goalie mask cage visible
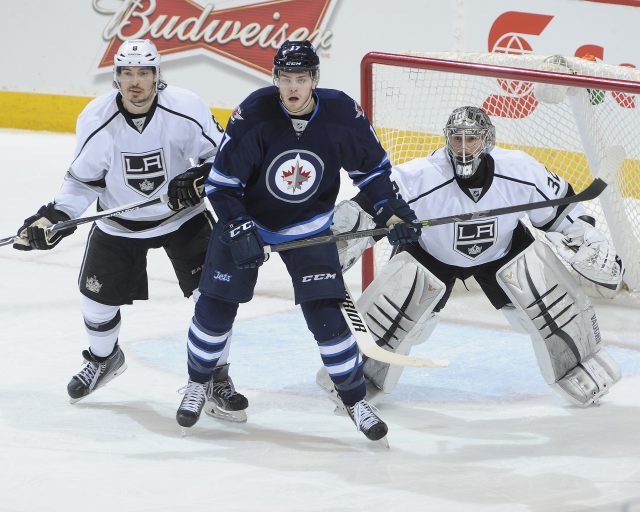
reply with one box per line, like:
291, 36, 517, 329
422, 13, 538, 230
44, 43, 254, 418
360, 51, 640, 295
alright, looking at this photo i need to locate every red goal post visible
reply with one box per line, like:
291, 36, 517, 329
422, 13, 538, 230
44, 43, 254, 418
360, 51, 640, 295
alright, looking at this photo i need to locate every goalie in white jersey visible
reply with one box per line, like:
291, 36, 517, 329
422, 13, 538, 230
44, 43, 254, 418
321, 106, 624, 408
12, 39, 226, 403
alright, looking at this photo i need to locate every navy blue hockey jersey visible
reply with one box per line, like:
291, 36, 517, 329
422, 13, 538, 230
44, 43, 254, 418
205, 86, 393, 243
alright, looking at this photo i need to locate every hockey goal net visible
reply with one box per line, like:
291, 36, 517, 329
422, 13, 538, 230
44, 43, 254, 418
360, 51, 640, 296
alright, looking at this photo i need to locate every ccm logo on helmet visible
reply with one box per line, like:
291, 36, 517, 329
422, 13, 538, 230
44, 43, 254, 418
301, 273, 336, 282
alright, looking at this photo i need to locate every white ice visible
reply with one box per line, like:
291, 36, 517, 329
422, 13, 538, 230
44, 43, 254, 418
1, 129, 639, 512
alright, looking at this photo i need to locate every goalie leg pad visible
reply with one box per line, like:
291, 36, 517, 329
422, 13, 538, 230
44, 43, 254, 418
554, 351, 621, 407
359, 252, 445, 397
496, 241, 620, 406
331, 200, 377, 272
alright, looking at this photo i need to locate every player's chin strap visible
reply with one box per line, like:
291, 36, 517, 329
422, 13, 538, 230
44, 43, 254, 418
497, 240, 621, 407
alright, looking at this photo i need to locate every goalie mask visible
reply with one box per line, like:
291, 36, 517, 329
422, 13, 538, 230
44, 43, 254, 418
444, 106, 496, 179
113, 39, 164, 91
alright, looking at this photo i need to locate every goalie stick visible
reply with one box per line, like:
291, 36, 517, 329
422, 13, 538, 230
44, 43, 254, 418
265, 178, 607, 254
340, 284, 448, 368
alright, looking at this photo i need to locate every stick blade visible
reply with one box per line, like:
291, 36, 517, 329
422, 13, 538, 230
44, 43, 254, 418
358, 337, 449, 368
579, 177, 607, 201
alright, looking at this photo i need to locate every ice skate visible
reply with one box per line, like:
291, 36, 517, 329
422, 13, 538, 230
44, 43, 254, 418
176, 380, 207, 428
67, 344, 127, 403
346, 399, 389, 445
204, 364, 248, 423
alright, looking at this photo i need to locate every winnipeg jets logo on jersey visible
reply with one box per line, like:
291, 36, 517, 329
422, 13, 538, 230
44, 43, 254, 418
121, 149, 167, 197
454, 218, 497, 259
265, 150, 324, 203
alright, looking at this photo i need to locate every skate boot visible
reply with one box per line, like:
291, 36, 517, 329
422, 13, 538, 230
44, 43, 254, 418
176, 380, 207, 428
67, 344, 127, 403
346, 399, 388, 442
204, 364, 248, 423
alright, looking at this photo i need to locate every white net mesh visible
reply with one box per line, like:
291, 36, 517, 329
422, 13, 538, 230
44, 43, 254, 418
364, 52, 640, 294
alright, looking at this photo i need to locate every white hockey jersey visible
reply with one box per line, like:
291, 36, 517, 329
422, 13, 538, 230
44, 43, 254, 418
391, 147, 585, 267
52, 86, 223, 238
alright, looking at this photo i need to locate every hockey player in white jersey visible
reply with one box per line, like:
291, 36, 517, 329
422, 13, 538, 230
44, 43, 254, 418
12, 39, 230, 404
320, 106, 624, 408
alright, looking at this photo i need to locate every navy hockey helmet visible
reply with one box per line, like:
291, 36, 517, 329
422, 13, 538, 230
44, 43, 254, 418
444, 106, 495, 179
273, 40, 320, 81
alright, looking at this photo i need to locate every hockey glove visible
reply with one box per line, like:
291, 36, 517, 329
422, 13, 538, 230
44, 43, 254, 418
221, 217, 267, 269
13, 203, 76, 251
373, 196, 422, 246
168, 163, 211, 211
546, 217, 624, 290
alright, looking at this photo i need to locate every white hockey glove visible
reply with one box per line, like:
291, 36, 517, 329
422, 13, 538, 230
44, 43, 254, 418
331, 200, 376, 272
546, 218, 624, 291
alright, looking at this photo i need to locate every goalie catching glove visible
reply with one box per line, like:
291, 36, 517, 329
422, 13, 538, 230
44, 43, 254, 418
13, 203, 76, 251
167, 163, 211, 211
372, 195, 422, 246
546, 217, 624, 291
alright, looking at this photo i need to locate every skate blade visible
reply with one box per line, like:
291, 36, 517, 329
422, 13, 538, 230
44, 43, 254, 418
204, 402, 247, 423
375, 436, 390, 449
68, 363, 128, 404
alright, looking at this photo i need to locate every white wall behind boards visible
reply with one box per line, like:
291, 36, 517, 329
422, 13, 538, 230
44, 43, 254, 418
0, 0, 637, 109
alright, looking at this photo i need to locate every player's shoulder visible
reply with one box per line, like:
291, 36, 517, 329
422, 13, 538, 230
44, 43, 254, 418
238, 86, 280, 116
316, 88, 361, 117
491, 146, 545, 178
392, 150, 452, 193
157, 85, 209, 115
76, 90, 120, 133
491, 146, 539, 165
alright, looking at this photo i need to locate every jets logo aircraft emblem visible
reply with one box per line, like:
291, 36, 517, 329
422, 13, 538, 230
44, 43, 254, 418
266, 150, 324, 203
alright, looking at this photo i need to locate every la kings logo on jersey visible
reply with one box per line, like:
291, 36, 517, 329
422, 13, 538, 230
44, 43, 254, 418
121, 149, 167, 197
454, 218, 497, 259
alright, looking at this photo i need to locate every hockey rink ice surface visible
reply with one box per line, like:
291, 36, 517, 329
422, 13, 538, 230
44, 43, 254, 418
1, 129, 640, 512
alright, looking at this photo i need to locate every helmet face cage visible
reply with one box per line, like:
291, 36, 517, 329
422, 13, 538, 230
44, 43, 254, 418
272, 40, 320, 85
444, 107, 495, 179
113, 39, 162, 91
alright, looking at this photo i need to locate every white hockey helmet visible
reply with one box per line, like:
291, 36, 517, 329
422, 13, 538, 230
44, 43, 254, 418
113, 39, 161, 89
444, 106, 495, 179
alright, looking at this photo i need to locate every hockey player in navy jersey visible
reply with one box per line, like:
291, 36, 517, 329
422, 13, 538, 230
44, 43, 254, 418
320, 106, 624, 409
170, 40, 421, 441
13, 39, 224, 403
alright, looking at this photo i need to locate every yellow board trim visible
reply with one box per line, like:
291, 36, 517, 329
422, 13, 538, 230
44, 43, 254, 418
377, 128, 640, 199
0, 91, 233, 133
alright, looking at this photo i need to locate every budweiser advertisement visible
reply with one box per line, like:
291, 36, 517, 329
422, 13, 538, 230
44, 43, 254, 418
94, 0, 338, 79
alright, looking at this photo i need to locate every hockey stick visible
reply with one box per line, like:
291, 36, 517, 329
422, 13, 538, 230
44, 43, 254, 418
48, 194, 169, 233
265, 178, 607, 254
1, 194, 168, 247
340, 284, 449, 368
0, 235, 17, 247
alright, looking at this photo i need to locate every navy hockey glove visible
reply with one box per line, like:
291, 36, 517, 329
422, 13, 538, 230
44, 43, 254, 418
373, 196, 422, 246
168, 163, 211, 211
13, 203, 76, 251
221, 217, 267, 269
